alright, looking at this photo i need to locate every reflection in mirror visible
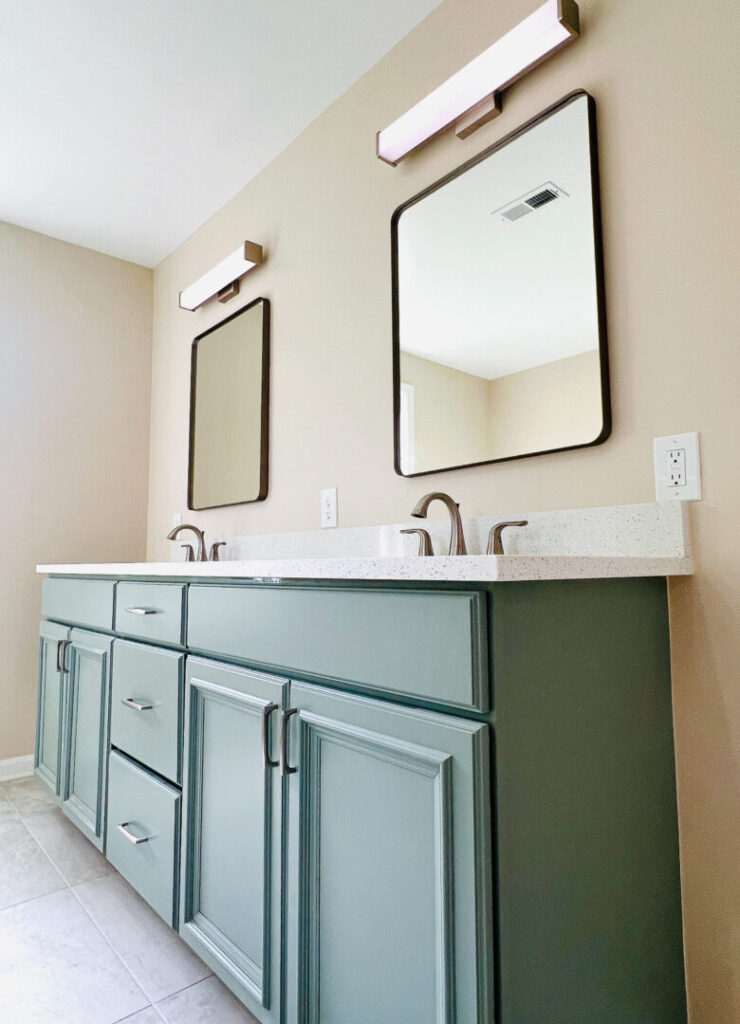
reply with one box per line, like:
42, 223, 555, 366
188, 297, 269, 510
393, 91, 609, 476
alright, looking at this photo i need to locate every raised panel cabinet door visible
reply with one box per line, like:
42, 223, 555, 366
34, 621, 70, 796
61, 629, 112, 851
180, 657, 287, 1024
284, 682, 494, 1024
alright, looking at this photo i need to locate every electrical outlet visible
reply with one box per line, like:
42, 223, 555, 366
321, 487, 338, 528
654, 432, 702, 500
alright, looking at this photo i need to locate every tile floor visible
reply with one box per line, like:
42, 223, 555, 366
0, 776, 259, 1024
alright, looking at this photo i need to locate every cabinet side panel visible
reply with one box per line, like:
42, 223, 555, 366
492, 578, 686, 1024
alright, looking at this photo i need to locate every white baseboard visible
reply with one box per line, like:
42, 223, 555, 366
0, 755, 34, 783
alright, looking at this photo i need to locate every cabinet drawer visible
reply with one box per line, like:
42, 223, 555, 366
106, 751, 180, 927
111, 641, 183, 784
41, 578, 115, 632
188, 585, 488, 712
115, 582, 185, 646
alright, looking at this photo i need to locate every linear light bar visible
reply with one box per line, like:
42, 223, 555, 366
179, 241, 264, 311
376, 0, 579, 166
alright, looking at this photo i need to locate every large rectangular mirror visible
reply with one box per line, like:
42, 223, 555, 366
188, 297, 270, 509
392, 91, 609, 476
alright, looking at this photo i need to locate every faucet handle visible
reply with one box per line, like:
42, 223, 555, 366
180, 543, 195, 562
486, 521, 528, 556
209, 541, 226, 562
400, 528, 433, 557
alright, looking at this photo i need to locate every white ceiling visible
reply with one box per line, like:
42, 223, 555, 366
0, 0, 440, 267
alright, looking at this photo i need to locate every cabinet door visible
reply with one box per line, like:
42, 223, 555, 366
34, 621, 70, 796
180, 658, 287, 1024
61, 629, 112, 851
284, 682, 494, 1024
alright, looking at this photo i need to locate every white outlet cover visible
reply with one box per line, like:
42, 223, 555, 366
654, 432, 702, 501
321, 487, 338, 529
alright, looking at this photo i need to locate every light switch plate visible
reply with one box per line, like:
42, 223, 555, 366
654, 432, 702, 501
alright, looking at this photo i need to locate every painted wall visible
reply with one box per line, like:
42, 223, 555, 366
400, 352, 490, 470
486, 348, 603, 458
146, 1, 738, 1020
0, 220, 152, 762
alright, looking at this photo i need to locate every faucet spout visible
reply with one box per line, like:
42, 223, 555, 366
411, 492, 467, 555
167, 524, 207, 562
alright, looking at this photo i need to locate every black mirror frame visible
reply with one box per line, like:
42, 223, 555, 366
187, 296, 270, 510
391, 89, 611, 478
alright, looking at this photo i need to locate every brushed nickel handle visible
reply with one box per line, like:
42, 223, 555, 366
116, 822, 149, 845
262, 703, 279, 769
121, 698, 154, 711
486, 520, 529, 555
400, 527, 433, 556
209, 541, 226, 562
124, 607, 159, 616
280, 709, 298, 776
61, 640, 72, 674
55, 639, 64, 673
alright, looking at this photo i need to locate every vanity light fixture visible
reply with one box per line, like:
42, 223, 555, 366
376, 0, 579, 165
179, 241, 264, 311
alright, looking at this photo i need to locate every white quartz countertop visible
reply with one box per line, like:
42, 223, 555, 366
36, 553, 692, 583
36, 503, 694, 582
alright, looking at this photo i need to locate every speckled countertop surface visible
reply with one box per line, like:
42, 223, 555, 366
35, 554, 692, 582
37, 502, 694, 582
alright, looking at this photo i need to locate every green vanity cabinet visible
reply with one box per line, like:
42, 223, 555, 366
34, 620, 70, 795
282, 681, 494, 1024
36, 572, 687, 1024
179, 658, 288, 1024
60, 629, 112, 851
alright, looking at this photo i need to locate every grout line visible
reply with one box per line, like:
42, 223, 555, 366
9, 799, 151, 1023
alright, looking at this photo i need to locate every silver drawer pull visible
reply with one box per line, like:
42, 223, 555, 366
124, 607, 159, 616
117, 822, 149, 845
121, 698, 154, 711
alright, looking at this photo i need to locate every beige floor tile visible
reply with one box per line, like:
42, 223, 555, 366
155, 976, 260, 1023
0, 818, 65, 910
26, 806, 113, 886
0, 888, 149, 1024
1, 776, 57, 818
75, 873, 211, 1003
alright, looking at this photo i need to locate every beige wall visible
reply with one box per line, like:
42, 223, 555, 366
147, 1, 738, 1020
487, 349, 603, 458
0, 220, 152, 761
400, 352, 489, 469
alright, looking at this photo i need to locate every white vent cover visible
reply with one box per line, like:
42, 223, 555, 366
493, 181, 569, 223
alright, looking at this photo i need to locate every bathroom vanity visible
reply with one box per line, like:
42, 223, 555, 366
34, 536, 689, 1024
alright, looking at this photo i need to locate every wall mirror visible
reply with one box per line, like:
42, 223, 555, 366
188, 297, 270, 509
392, 91, 609, 476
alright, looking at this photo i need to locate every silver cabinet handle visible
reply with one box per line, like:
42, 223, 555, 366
124, 607, 159, 615
280, 708, 298, 776
262, 703, 279, 769
116, 822, 149, 844
61, 639, 71, 674
120, 698, 154, 711
55, 639, 64, 673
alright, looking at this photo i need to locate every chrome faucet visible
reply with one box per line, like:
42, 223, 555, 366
167, 524, 207, 562
411, 492, 467, 555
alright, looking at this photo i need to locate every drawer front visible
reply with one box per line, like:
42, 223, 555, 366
106, 751, 180, 927
41, 577, 115, 631
115, 582, 185, 646
188, 585, 488, 713
111, 641, 183, 784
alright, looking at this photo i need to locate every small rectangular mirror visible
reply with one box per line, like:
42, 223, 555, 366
392, 91, 609, 476
188, 297, 270, 510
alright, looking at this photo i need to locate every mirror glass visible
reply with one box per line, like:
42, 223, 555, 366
392, 91, 609, 476
188, 297, 269, 509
